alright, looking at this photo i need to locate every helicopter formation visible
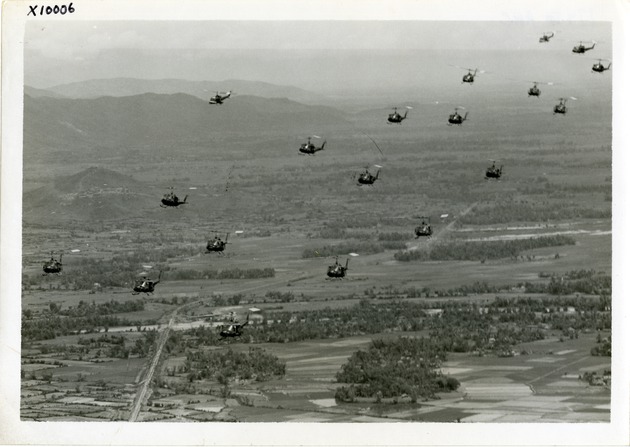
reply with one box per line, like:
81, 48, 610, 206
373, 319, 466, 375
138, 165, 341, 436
38, 28, 610, 342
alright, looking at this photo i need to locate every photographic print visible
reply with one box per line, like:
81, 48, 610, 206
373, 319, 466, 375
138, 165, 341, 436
2, 0, 629, 445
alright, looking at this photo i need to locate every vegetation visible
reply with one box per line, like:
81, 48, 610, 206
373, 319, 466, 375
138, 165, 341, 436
459, 201, 610, 225
184, 347, 285, 383
394, 235, 576, 262
335, 337, 458, 403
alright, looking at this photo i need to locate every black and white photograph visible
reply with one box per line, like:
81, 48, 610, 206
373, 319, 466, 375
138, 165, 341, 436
1, 0, 629, 445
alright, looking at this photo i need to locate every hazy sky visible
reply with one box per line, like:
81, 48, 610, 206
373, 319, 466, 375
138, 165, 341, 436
25, 21, 611, 92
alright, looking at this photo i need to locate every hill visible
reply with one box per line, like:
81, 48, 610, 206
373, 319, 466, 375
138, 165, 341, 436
44, 78, 329, 104
23, 167, 151, 222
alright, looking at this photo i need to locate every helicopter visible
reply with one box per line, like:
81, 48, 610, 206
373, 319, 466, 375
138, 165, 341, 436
209, 90, 232, 105
414, 217, 433, 238
447, 107, 468, 126
539, 32, 555, 43
592, 59, 612, 73
356, 165, 381, 186
206, 233, 229, 254
485, 160, 503, 180
132, 271, 162, 295
327, 256, 351, 279
219, 313, 249, 339
553, 97, 577, 115
160, 187, 188, 207
452, 66, 485, 84
42, 251, 63, 275
527, 81, 554, 97
387, 107, 411, 124
298, 136, 327, 155
572, 41, 596, 54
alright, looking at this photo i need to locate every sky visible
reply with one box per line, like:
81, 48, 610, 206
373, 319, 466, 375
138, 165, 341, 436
24, 21, 612, 93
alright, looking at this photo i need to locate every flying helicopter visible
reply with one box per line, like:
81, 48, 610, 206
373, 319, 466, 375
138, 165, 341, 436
485, 160, 503, 180
160, 187, 188, 208
356, 165, 382, 186
387, 107, 412, 124
414, 217, 433, 238
206, 233, 229, 254
209, 90, 232, 105
539, 32, 555, 43
527, 81, 554, 97
132, 271, 162, 295
326, 254, 358, 279
447, 107, 468, 126
219, 313, 249, 339
298, 136, 327, 155
452, 66, 485, 84
42, 251, 63, 275
572, 41, 596, 54
553, 97, 577, 115
591, 59, 612, 73
327, 256, 350, 279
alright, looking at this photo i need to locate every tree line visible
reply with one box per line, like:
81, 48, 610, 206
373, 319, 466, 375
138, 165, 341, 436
394, 235, 576, 262
335, 337, 460, 403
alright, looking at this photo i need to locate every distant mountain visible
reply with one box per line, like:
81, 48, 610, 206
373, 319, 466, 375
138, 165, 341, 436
44, 78, 329, 104
23, 92, 351, 153
23, 167, 150, 222
24, 86, 65, 98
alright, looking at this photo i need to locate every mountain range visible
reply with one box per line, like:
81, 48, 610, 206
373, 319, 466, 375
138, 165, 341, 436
23, 91, 352, 154
37, 78, 329, 105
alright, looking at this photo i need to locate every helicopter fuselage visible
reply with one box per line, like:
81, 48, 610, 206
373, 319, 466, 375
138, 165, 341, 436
592, 63, 611, 73
357, 170, 379, 185
414, 224, 433, 238
42, 263, 62, 275
161, 194, 188, 207
528, 87, 541, 97
448, 112, 468, 125
485, 165, 503, 179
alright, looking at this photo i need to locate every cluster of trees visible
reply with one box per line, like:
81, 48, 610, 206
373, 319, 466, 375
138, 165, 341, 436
22, 313, 153, 341
458, 201, 610, 225
302, 240, 406, 259
394, 235, 576, 262
177, 300, 426, 346
366, 281, 510, 299
56, 299, 145, 318
184, 347, 285, 383
525, 271, 611, 296
335, 337, 459, 403
591, 333, 611, 357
